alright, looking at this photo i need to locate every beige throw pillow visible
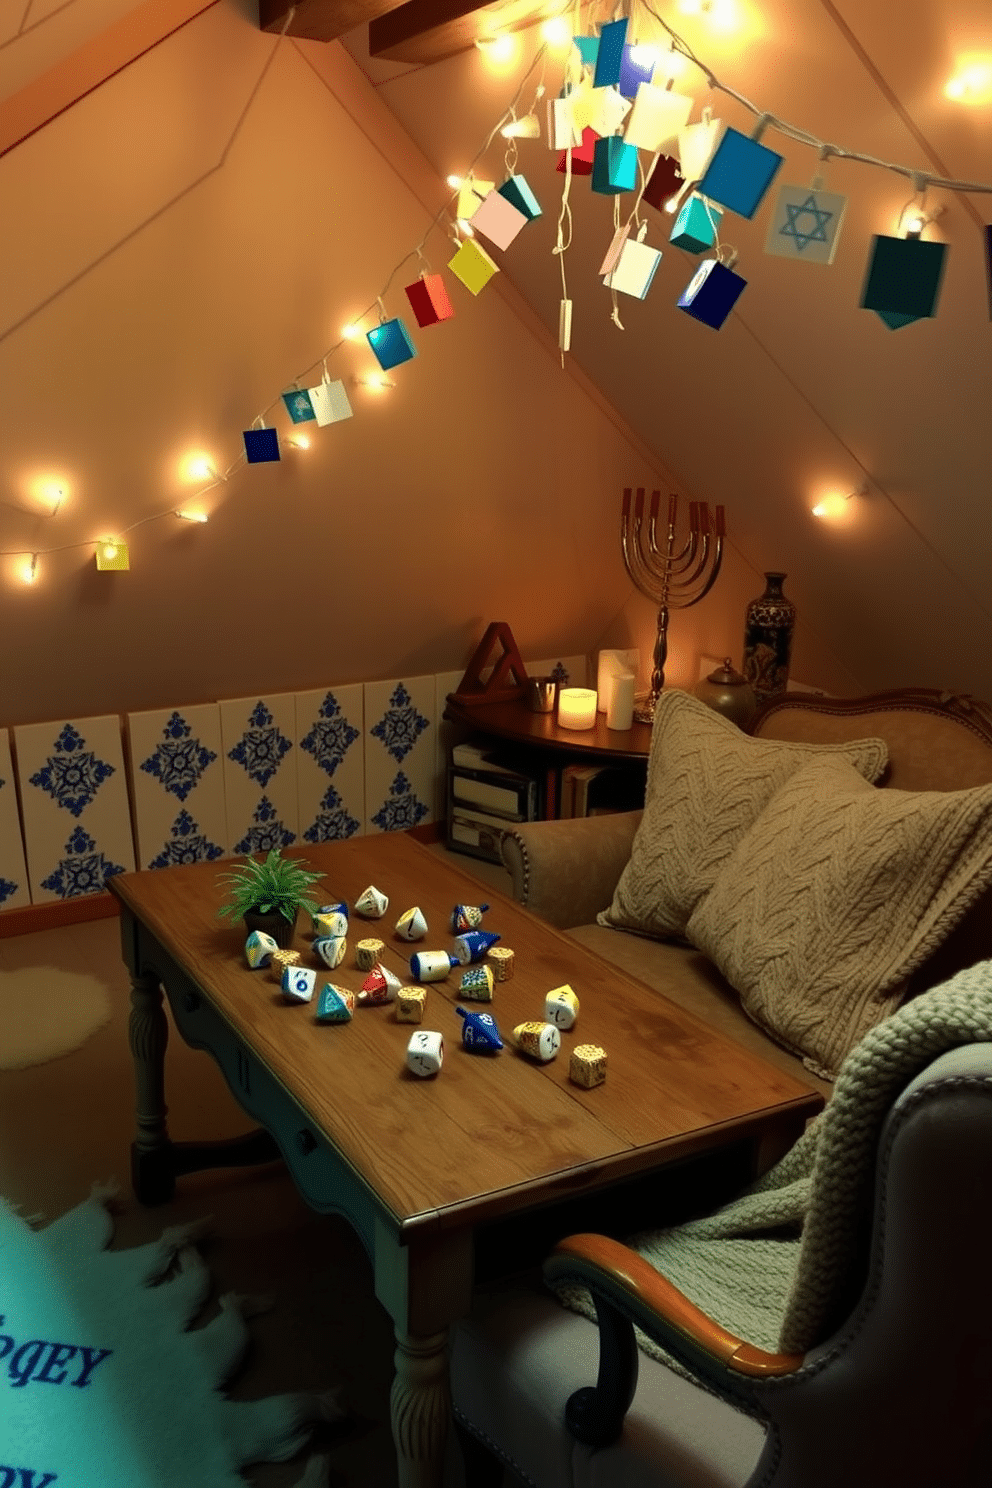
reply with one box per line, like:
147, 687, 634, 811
686, 755, 992, 1079
598, 690, 889, 940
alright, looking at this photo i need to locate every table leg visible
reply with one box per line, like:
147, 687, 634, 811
391, 1327, 451, 1488
128, 968, 175, 1204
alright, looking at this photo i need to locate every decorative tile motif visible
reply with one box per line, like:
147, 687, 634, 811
369, 683, 430, 763
40, 825, 126, 899
370, 771, 430, 833
0, 730, 30, 910
227, 700, 293, 787
302, 784, 361, 843
300, 692, 361, 777
139, 711, 217, 801
28, 723, 115, 818
149, 809, 225, 869
233, 795, 295, 855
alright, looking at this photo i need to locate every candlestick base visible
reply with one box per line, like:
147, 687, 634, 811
633, 691, 658, 724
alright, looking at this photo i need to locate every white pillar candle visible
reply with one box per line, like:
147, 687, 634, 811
596, 648, 640, 710
606, 672, 636, 731
557, 688, 598, 730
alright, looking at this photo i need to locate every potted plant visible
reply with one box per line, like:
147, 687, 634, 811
217, 849, 323, 948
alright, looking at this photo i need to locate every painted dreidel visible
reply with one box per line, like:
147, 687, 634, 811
315, 983, 355, 1023
355, 937, 386, 971
396, 987, 427, 1023
395, 906, 429, 941
487, 947, 515, 981
677, 257, 747, 329
245, 930, 279, 969
512, 1021, 561, 1062
404, 274, 454, 328
450, 903, 490, 932
406, 1029, 444, 1078
355, 885, 389, 918
453, 929, 501, 964
410, 950, 459, 983
545, 984, 580, 1030
358, 964, 402, 1006
313, 907, 348, 938
570, 1044, 608, 1088
313, 934, 348, 970
860, 234, 948, 329
366, 317, 417, 371
670, 195, 722, 254
457, 1006, 504, 1054
282, 965, 319, 1004
268, 947, 301, 984
459, 965, 495, 1001
592, 136, 638, 195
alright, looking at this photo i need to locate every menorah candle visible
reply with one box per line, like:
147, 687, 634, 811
558, 688, 598, 730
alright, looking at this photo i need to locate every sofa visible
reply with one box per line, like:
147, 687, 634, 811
500, 686, 992, 1101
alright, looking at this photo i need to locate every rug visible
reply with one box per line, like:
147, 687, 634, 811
0, 967, 111, 1071
0, 1183, 342, 1486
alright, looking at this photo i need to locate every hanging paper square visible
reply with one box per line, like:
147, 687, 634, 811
455, 179, 494, 220
604, 237, 663, 300
548, 96, 581, 149
281, 388, 316, 424
599, 224, 631, 276
556, 127, 599, 176
589, 86, 631, 137
618, 44, 655, 100
499, 175, 542, 220
367, 317, 417, 370
677, 258, 747, 329
593, 18, 628, 88
573, 35, 599, 67
567, 79, 599, 133
642, 154, 686, 213
697, 127, 783, 219
625, 84, 693, 153
670, 194, 722, 254
308, 376, 353, 426
859, 235, 948, 328
243, 427, 280, 463
95, 540, 130, 571
447, 238, 500, 295
677, 115, 721, 183
764, 183, 847, 264
404, 273, 454, 328
592, 136, 638, 194
470, 189, 529, 250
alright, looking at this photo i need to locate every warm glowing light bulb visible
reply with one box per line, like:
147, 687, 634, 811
630, 45, 660, 67
184, 454, 216, 483
811, 494, 850, 520
903, 211, 927, 238
22, 555, 38, 584
541, 17, 571, 47
457, 218, 476, 237
501, 114, 541, 139
176, 509, 208, 522
446, 174, 463, 189
476, 34, 514, 63
341, 322, 362, 340
288, 434, 311, 450
945, 61, 992, 103
365, 371, 394, 391
102, 542, 119, 560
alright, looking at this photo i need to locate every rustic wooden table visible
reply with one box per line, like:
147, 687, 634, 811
109, 833, 822, 1488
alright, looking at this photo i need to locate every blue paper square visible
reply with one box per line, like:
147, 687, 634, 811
282, 389, 316, 424
243, 427, 280, 463
367, 317, 417, 371
593, 18, 628, 88
574, 36, 599, 67
618, 44, 655, 99
677, 259, 747, 329
697, 127, 783, 219
860, 235, 948, 320
670, 195, 722, 254
592, 136, 638, 195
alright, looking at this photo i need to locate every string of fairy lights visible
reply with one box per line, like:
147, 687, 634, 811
3, 0, 990, 584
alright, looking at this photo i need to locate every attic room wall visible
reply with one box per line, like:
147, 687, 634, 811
0, 1, 859, 731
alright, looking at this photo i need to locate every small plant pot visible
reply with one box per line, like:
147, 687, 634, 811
243, 907, 298, 949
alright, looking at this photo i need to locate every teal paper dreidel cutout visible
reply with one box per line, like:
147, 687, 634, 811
367, 317, 417, 370
860, 235, 948, 328
574, 35, 599, 67
593, 17, 628, 88
670, 195, 722, 254
592, 135, 638, 195
498, 175, 542, 220
697, 126, 784, 219
281, 388, 316, 424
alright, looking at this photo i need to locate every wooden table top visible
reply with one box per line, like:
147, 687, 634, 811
110, 834, 821, 1235
444, 694, 653, 761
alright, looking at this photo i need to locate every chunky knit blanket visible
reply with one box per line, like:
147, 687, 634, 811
552, 964, 992, 1369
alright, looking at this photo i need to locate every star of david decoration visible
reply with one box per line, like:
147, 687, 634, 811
29, 723, 115, 817
140, 711, 217, 801
370, 684, 430, 764
40, 825, 125, 898
302, 784, 361, 843
371, 771, 429, 833
300, 693, 361, 777
764, 183, 847, 265
149, 809, 225, 869
233, 794, 295, 855
227, 701, 293, 787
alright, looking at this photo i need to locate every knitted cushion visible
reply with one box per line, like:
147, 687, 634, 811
686, 755, 992, 1078
598, 690, 888, 940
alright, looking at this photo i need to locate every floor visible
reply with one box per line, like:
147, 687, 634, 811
0, 840, 517, 1488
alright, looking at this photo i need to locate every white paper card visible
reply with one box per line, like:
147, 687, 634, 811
308, 377, 353, 426
763, 183, 848, 264
625, 84, 693, 153
470, 190, 528, 251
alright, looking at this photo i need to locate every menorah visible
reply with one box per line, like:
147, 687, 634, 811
620, 487, 726, 723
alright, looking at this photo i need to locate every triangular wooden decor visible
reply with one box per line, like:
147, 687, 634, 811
452, 622, 530, 704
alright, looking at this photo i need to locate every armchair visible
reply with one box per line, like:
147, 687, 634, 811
451, 978, 992, 1488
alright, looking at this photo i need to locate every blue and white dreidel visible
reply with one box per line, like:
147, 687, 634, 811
410, 950, 459, 983
245, 930, 279, 969
406, 1029, 444, 1078
313, 905, 349, 938
450, 903, 489, 932
545, 985, 580, 1030
453, 929, 501, 964
315, 984, 355, 1023
282, 965, 319, 1004
457, 1006, 504, 1054
313, 934, 348, 970
354, 885, 388, 919
395, 906, 429, 942
460, 965, 495, 1001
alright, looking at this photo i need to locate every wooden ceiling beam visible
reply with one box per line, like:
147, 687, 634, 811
369, 0, 547, 65
258, 0, 413, 44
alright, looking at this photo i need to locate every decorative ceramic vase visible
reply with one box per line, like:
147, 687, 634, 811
243, 906, 297, 949
742, 573, 796, 700
693, 658, 758, 730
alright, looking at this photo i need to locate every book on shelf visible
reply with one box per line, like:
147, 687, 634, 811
448, 805, 514, 865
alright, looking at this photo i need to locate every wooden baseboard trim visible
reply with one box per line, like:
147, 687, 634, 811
0, 893, 119, 939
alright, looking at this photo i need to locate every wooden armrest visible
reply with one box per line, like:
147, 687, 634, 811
546, 1233, 804, 1379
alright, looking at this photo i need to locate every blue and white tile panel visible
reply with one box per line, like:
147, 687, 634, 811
126, 704, 228, 870
14, 714, 135, 903
220, 693, 299, 857
363, 676, 436, 835
0, 729, 30, 910
295, 685, 365, 844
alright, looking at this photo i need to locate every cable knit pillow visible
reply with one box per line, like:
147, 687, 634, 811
598, 690, 889, 940
686, 755, 992, 1079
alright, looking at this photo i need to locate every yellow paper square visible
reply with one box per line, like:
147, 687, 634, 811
448, 239, 500, 295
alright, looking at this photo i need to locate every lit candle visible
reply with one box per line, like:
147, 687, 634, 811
558, 688, 598, 730
606, 673, 635, 731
